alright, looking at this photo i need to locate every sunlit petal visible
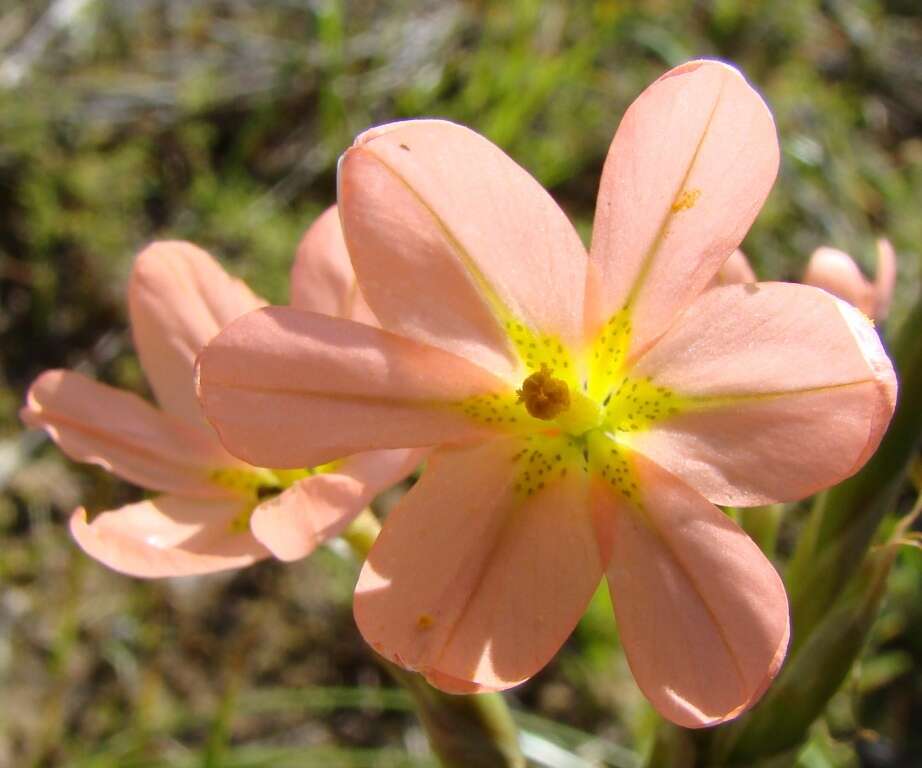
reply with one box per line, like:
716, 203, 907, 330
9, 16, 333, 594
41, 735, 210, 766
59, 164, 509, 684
129, 241, 265, 424
873, 238, 896, 321
629, 283, 896, 505
290, 205, 376, 324
599, 454, 789, 727
22, 370, 235, 498
589, 60, 778, 360
197, 307, 511, 468
355, 438, 603, 691
803, 246, 875, 318
70, 496, 268, 578
340, 120, 587, 377
710, 249, 756, 286
250, 448, 424, 561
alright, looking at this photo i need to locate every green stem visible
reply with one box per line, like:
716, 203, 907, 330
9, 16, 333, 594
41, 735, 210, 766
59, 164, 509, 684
646, 722, 696, 768
705, 541, 899, 765
340, 507, 381, 559
735, 504, 783, 559
340, 510, 526, 768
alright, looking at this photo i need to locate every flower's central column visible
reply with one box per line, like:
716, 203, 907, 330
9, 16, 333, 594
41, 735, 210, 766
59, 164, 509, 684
516, 364, 603, 436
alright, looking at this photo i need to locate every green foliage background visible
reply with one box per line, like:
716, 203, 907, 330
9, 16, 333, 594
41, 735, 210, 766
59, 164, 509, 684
0, 1, 920, 766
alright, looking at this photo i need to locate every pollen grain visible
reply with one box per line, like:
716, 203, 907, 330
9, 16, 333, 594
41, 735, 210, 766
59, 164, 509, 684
671, 188, 701, 212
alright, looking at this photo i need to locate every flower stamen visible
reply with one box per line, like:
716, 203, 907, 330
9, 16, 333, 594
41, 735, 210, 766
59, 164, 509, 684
517, 364, 570, 420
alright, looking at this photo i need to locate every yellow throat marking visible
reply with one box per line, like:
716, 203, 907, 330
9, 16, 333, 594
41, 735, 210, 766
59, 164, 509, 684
460, 305, 699, 503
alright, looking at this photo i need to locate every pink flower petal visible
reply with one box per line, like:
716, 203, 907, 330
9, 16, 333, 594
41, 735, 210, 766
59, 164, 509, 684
874, 238, 896, 321
589, 60, 779, 360
289, 205, 376, 324
710, 249, 756, 286
70, 496, 268, 577
339, 120, 587, 377
803, 246, 875, 317
422, 669, 500, 694
630, 283, 897, 505
354, 438, 604, 691
197, 307, 509, 469
600, 454, 789, 728
250, 448, 424, 562
22, 370, 235, 498
129, 241, 265, 424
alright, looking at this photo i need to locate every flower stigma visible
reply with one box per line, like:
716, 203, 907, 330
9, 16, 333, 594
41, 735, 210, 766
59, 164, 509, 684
516, 364, 569, 420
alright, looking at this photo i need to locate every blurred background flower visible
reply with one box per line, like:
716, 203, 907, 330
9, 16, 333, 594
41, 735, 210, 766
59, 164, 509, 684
1, 1, 920, 766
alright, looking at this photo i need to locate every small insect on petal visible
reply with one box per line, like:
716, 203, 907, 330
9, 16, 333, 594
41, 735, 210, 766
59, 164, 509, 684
416, 613, 435, 630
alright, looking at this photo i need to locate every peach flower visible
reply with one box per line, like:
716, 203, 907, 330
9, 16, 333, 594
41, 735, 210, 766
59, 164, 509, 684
804, 240, 897, 322
714, 240, 896, 323
711, 249, 757, 286
21, 212, 419, 577
196, 62, 896, 726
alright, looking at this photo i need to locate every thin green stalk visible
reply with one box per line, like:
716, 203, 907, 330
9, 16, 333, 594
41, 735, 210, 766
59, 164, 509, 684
735, 504, 784, 559
340, 507, 381, 559
340, 510, 526, 768
705, 541, 899, 765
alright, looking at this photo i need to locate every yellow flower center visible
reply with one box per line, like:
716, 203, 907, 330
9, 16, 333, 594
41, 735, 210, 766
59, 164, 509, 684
455, 306, 700, 504
514, 363, 605, 436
